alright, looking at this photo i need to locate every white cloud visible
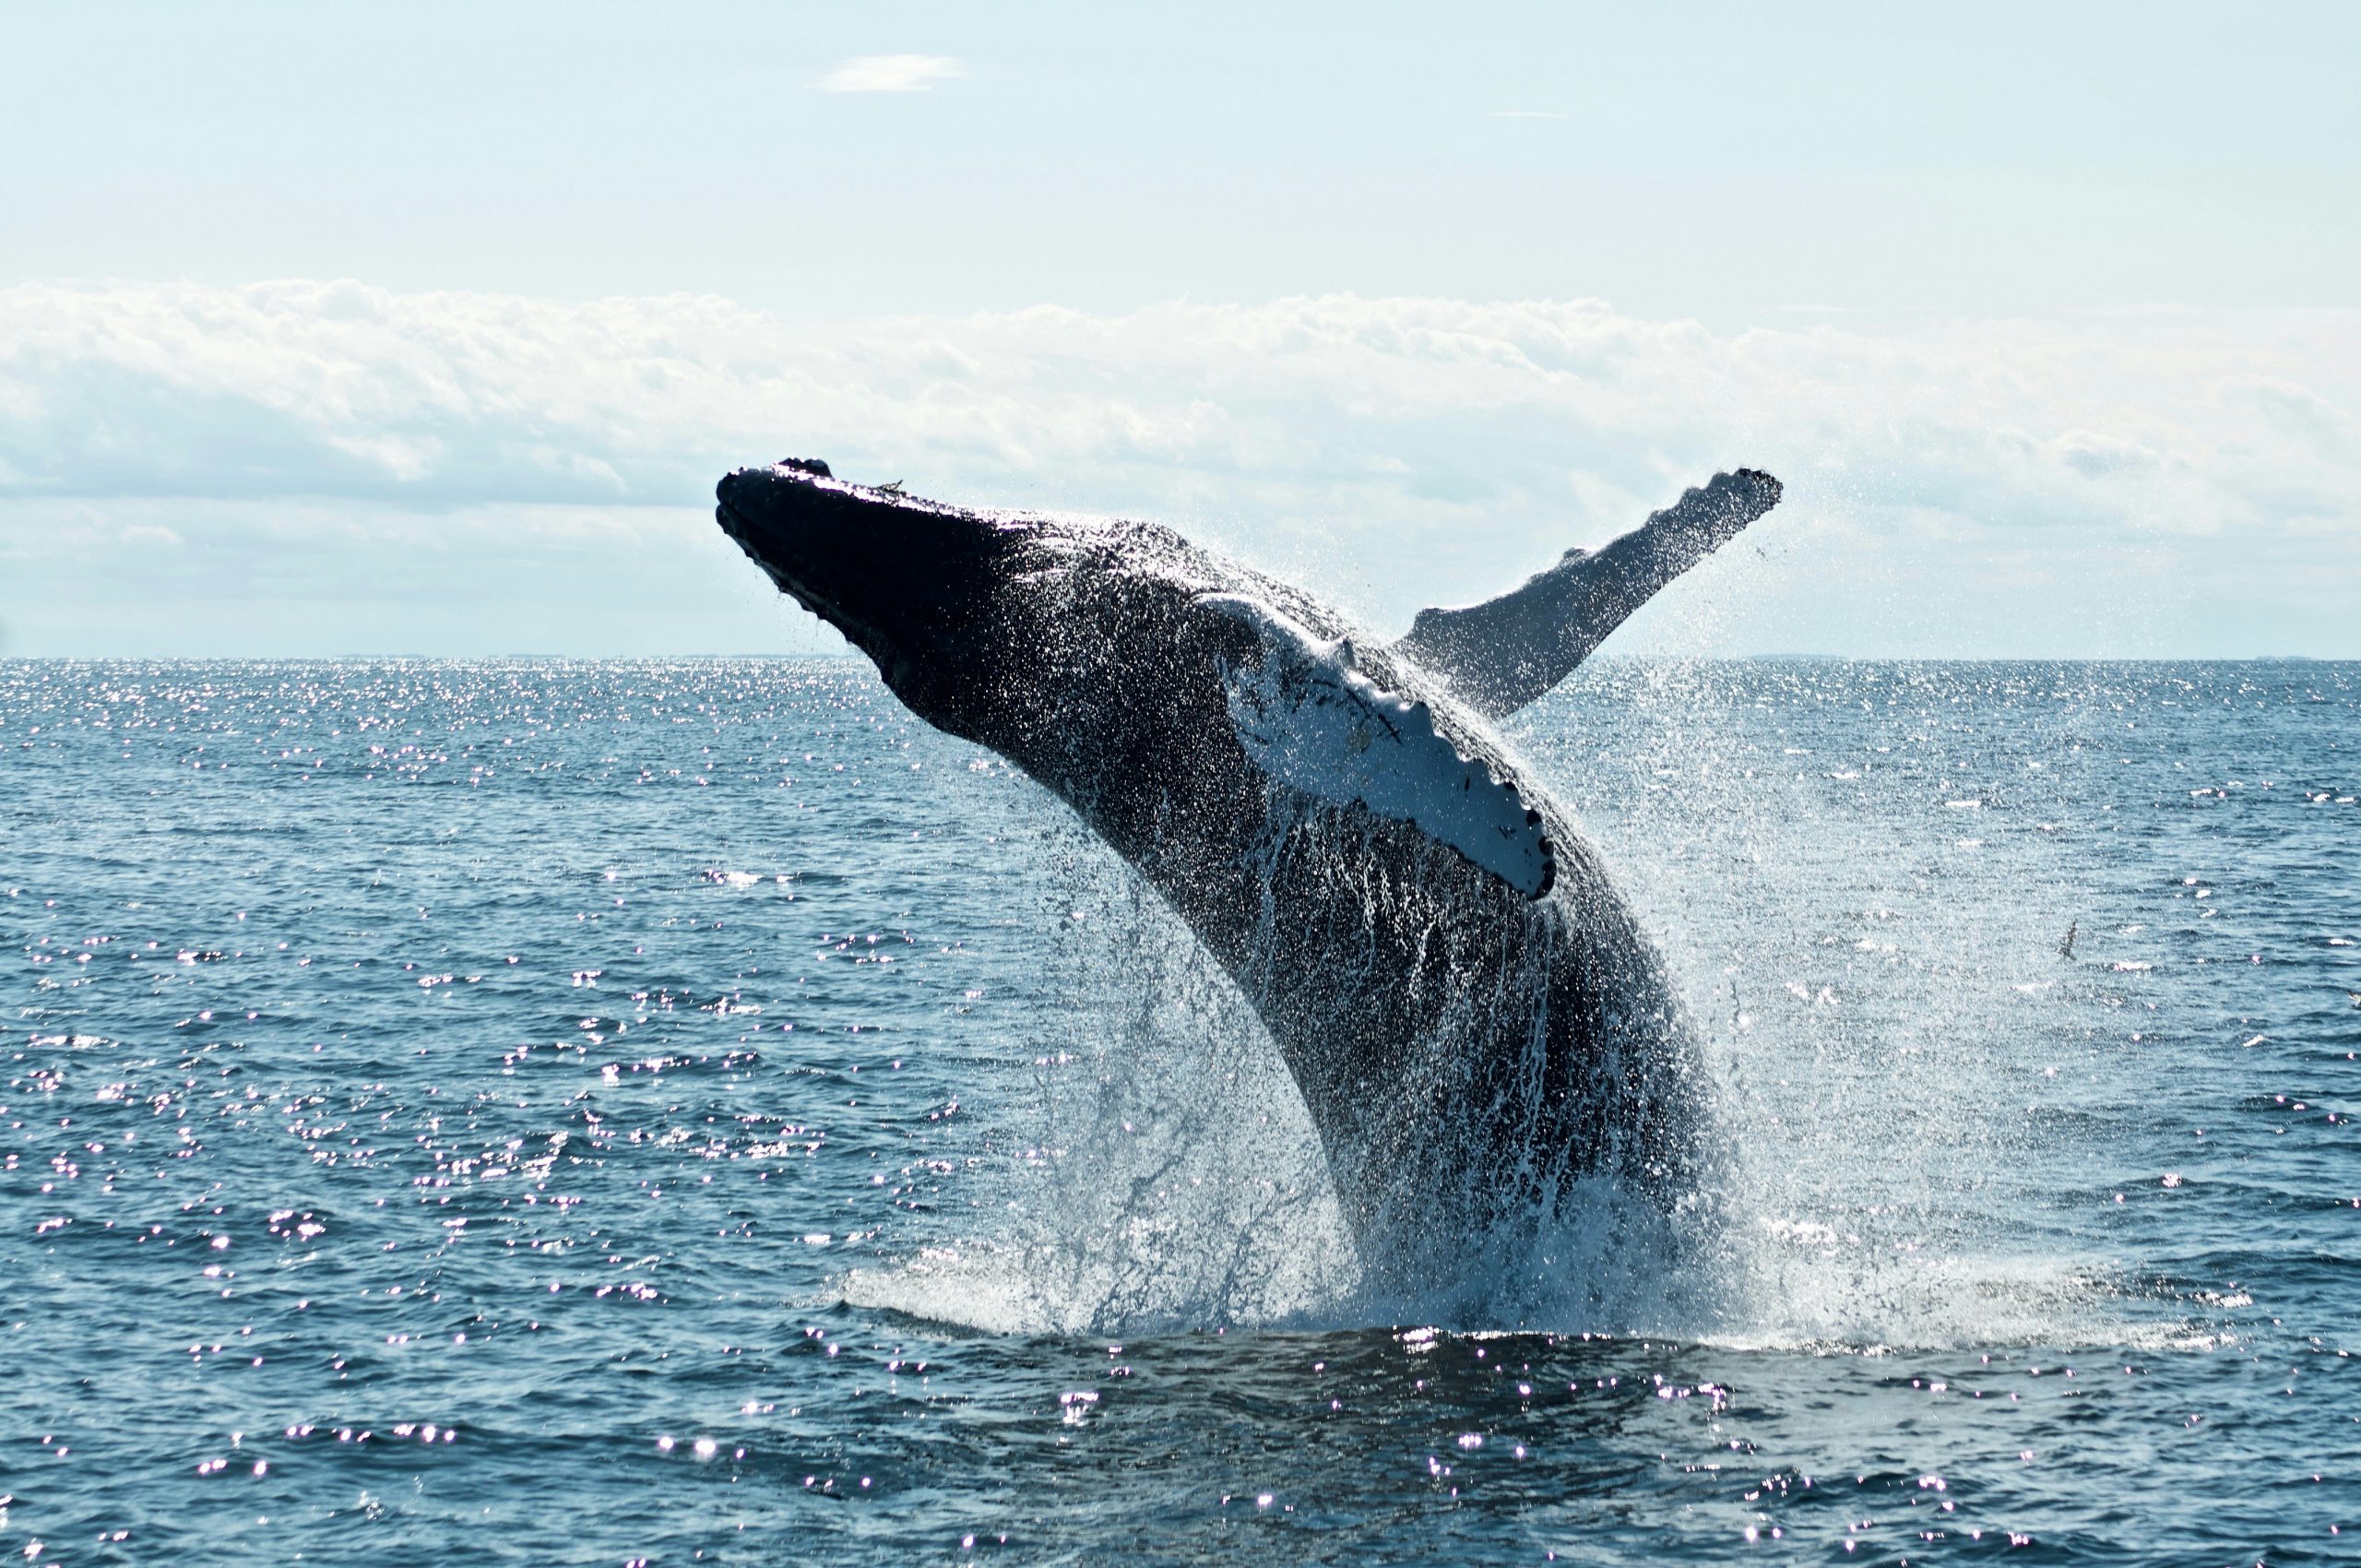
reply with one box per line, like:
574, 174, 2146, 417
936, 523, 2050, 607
0, 280, 2355, 654
814, 54, 966, 94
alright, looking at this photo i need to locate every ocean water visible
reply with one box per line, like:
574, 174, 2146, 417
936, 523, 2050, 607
2, 656, 2354, 1565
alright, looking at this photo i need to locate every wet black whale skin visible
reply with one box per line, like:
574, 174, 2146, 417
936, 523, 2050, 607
717, 462, 1707, 1277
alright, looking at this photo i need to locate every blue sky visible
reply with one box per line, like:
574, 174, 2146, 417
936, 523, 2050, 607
3, 2, 2357, 656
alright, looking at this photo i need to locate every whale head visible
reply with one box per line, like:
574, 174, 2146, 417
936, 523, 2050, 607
716, 459, 1042, 730
716, 458, 1513, 849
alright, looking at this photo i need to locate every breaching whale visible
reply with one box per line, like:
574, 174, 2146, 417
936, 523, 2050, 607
716, 458, 1781, 1281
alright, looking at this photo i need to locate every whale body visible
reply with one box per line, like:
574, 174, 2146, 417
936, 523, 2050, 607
716, 459, 1781, 1282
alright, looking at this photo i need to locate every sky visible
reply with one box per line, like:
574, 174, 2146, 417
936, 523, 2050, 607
3, 0, 2357, 657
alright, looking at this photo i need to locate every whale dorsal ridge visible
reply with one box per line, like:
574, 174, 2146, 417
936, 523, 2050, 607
1203, 593, 1554, 899
1391, 468, 1783, 718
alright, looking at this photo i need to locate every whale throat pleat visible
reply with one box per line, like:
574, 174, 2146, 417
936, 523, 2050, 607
1204, 594, 1554, 899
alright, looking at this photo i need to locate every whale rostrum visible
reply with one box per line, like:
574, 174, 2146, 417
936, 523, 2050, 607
715, 459, 1782, 1281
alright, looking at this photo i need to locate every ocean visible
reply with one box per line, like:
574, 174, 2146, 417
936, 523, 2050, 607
2, 656, 2353, 1564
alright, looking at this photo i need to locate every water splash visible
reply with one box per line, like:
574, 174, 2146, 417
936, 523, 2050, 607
848, 657, 2201, 1352
848, 826, 1358, 1333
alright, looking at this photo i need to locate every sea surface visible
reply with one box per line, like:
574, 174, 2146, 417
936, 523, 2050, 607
2, 657, 2354, 1565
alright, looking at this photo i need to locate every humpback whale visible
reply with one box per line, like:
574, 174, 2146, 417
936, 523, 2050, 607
716, 458, 1781, 1282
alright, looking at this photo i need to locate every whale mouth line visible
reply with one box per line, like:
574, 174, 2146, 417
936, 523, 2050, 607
715, 481, 861, 642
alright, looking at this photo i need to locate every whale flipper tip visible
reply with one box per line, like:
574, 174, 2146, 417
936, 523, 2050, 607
1392, 465, 1786, 718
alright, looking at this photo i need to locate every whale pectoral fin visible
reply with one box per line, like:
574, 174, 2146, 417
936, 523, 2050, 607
1392, 468, 1783, 718
1201, 594, 1555, 899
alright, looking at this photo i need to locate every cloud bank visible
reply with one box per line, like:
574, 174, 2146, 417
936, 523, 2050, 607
1, 280, 2355, 655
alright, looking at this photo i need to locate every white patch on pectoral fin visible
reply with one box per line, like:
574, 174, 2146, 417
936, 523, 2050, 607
1203, 594, 1555, 898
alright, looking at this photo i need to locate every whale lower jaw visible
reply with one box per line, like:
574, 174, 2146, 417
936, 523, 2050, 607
716, 496, 841, 636
712, 467, 860, 634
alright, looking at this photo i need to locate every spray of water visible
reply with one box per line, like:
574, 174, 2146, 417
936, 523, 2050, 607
849, 656, 2175, 1349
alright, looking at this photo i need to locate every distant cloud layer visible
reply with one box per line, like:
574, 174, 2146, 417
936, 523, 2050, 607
1, 279, 2355, 654
813, 54, 966, 93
